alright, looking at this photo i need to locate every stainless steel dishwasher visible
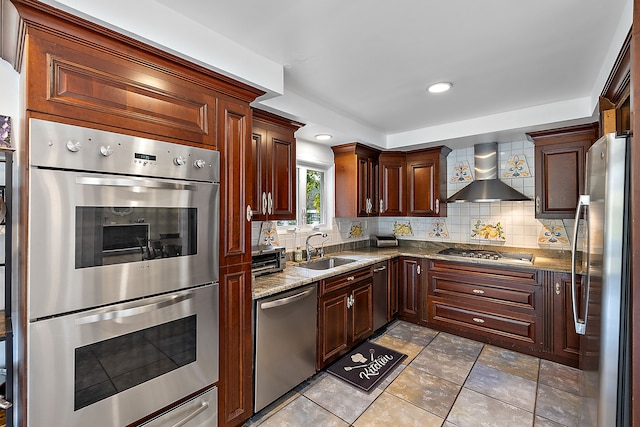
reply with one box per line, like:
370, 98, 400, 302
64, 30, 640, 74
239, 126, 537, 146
254, 283, 318, 413
373, 261, 389, 331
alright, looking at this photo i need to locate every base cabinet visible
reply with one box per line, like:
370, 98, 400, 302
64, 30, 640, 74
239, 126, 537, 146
398, 257, 425, 324
427, 260, 543, 354
547, 272, 582, 367
317, 267, 374, 370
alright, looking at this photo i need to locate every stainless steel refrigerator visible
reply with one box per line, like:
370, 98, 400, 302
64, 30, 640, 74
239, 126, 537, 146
571, 132, 630, 427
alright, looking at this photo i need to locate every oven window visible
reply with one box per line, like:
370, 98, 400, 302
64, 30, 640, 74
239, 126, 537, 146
75, 207, 197, 268
74, 315, 197, 411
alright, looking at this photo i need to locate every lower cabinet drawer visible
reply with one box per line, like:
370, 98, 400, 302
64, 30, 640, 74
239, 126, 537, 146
429, 299, 541, 347
140, 387, 218, 427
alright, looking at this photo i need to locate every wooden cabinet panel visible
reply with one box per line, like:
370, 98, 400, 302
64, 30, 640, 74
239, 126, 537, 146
251, 110, 302, 221
219, 99, 252, 267
219, 265, 253, 427
24, 26, 261, 148
405, 147, 450, 217
379, 152, 406, 216
549, 272, 582, 367
351, 282, 373, 342
398, 257, 424, 323
332, 143, 380, 217
318, 291, 350, 366
426, 260, 543, 352
388, 257, 399, 320
320, 266, 373, 296
529, 124, 599, 219
317, 267, 374, 369
430, 299, 540, 345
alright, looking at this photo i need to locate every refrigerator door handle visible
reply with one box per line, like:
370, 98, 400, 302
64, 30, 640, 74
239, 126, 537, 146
571, 194, 590, 335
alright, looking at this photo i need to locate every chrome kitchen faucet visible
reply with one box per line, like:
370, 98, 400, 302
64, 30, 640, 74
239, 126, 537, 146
305, 232, 328, 261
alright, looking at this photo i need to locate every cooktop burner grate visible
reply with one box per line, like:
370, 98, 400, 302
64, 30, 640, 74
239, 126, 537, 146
437, 248, 534, 264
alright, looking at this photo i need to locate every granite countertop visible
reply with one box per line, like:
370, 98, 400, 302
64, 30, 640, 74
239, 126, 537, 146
252, 243, 574, 300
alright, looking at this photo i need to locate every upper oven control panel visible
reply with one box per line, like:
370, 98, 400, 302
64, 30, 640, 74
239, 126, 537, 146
29, 118, 220, 183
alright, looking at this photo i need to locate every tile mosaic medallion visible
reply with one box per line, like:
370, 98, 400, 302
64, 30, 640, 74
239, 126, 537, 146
502, 154, 531, 178
258, 221, 280, 246
428, 219, 449, 238
538, 220, 569, 245
349, 221, 364, 238
450, 160, 473, 182
393, 220, 413, 236
471, 219, 506, 241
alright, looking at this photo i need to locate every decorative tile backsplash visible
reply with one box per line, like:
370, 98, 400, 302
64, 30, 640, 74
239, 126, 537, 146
538, 220, 570, 245
392, 220, 413, 236
258, 221, 279, 246
502, 154, 531, 178
471, 219, 506, 241
348, 221, 364, 238
450, 160, 473, 182
428, 219, 449, 239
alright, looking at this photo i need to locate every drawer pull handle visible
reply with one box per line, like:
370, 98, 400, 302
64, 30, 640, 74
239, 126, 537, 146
472, 289, 485, 294
472, 317, 485, 324
346, 276, 355, 281
555, 283, 561, 295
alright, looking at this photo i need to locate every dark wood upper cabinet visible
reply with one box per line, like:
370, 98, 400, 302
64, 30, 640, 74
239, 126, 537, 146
529, 123, 599, 219
378, 151, 406, 216
406, 146, 451, 217
250, 110, 303, 221
332, 143, 381, 217
18, 10, 261, 148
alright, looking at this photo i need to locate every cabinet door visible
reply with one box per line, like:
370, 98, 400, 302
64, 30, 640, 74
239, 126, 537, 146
399, 257, 422, 322
219, 264, 253, 427
388, 257, 399, 320
379, 153, 406, 216
269, 128, 296, 219
357, 157, 372, 216
219, 98, 252, 267
406, 155, 438, 216
552, 273, 582, 365
250, 130, 267, 220
530, 124, 598, 219
351, 281, 373, 343
318, 290, 350, 369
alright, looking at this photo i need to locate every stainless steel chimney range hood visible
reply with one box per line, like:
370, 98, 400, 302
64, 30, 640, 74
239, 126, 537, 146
446, 142, 530, 203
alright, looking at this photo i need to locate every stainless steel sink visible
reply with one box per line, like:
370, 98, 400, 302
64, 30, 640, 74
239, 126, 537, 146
296, 257, 357, 270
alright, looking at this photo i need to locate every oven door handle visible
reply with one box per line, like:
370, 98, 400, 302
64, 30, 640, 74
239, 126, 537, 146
75, 292, 193, 325
76, 176, 198, 191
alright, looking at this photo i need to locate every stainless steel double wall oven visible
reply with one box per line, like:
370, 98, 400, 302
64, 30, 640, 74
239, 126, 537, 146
26, 119, 220, 426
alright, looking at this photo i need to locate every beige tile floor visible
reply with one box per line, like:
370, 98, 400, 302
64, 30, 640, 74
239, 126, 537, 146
244, 320, 583, 427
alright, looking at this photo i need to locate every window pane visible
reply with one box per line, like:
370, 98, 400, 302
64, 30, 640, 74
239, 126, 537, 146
306, 169, 323, 225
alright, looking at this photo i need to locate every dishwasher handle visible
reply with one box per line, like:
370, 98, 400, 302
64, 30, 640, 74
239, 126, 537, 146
373, 265, 387, 273
260, 287, 315, 310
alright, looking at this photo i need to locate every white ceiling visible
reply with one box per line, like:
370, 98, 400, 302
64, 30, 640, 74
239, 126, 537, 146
42, 0, 632, 150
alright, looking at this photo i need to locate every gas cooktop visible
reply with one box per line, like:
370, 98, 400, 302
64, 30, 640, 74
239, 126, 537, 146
437, 248, 534, 264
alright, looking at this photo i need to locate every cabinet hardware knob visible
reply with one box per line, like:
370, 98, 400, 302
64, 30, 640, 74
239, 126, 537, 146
472, 317, 485, 323
417, 265, 421, 275
535, 196, 541, 214
435, 199, 440, 214
380, 199, 384, 213
246, 205, 253, 222
346, 276, 355, 281
472, 289, 485, 294
555, 283, 561, 295
268, 192, 273, 214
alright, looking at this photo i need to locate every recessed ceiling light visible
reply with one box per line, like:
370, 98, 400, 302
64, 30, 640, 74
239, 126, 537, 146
427, 82, 452, 93
315, 134, 333, 141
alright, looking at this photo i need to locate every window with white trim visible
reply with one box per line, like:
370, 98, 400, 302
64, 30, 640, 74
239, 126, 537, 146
277, 163, 331, 228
